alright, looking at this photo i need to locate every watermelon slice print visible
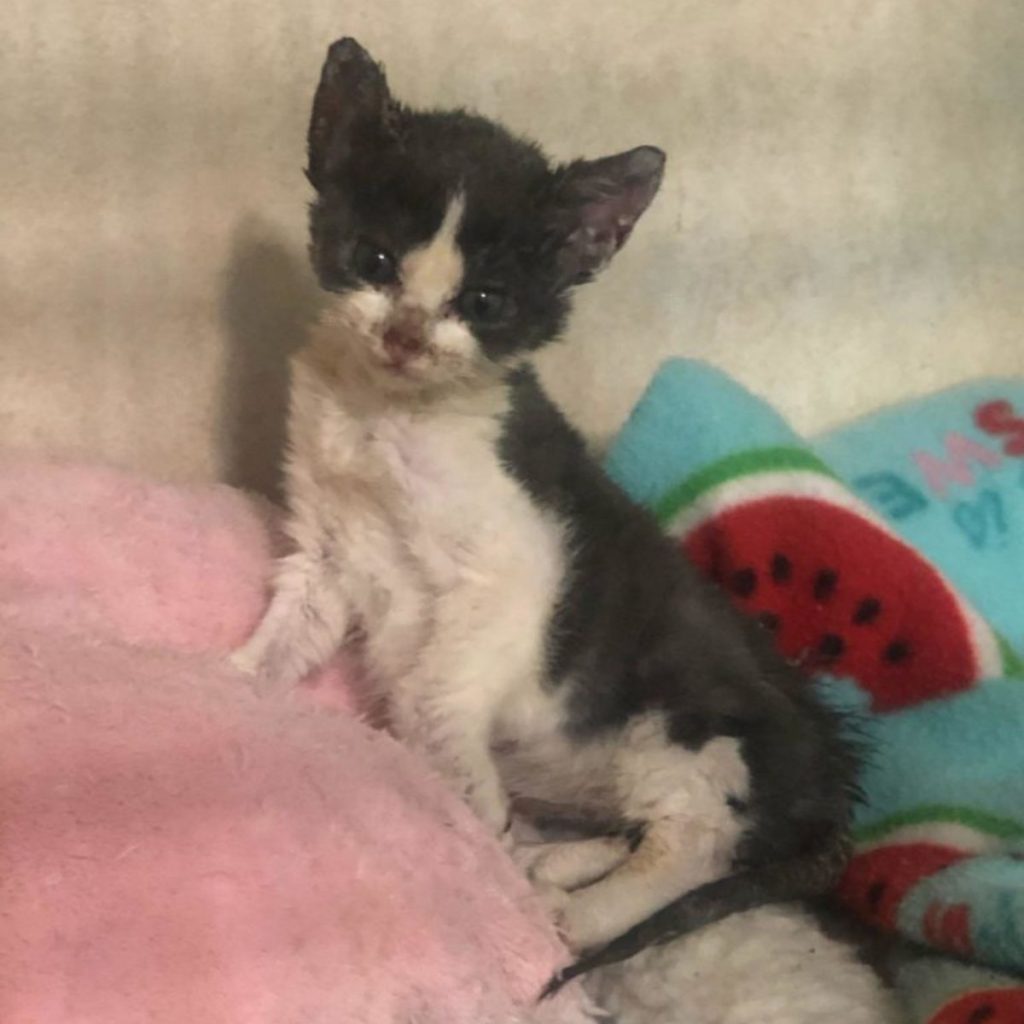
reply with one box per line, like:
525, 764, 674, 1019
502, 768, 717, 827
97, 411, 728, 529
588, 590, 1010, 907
836, 841, 972, 933
663, 457, 1009, 712
928, 988, 1024, 1024
838, 811, 1024, 950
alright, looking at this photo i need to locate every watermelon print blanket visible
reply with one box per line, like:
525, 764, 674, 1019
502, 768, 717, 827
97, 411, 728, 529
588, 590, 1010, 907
605, 359, 1024, 1024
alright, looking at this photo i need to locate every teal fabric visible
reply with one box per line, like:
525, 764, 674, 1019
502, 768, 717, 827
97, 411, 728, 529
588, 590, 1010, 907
848, 677, 1024, 833
605, 360, 803, 507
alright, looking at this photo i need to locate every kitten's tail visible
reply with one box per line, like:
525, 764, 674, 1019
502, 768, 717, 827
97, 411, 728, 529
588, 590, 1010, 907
539, 823, 851, 1000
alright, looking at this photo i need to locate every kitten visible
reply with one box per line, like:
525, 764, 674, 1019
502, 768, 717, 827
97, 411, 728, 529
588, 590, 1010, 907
232, 37, 861, 995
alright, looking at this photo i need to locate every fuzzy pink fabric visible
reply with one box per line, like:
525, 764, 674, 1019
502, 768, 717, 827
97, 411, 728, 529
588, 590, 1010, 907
0, 455, 589, 1024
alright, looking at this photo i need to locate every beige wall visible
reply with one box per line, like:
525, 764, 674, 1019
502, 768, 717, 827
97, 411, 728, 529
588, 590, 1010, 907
3, 0, 1022, 495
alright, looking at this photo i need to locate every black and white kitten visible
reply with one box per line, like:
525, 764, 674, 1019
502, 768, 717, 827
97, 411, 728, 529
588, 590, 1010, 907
232, 37, 862, 995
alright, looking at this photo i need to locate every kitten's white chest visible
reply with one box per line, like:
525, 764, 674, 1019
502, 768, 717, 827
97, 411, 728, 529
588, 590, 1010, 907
289, 366, 568, 742
363, 406, 559, 594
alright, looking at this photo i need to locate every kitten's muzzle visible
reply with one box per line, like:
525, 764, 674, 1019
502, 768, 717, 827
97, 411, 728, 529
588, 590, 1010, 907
381, 313, 428, 366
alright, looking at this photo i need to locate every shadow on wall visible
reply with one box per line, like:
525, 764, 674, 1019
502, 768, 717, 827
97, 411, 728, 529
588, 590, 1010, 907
219, 217, 321, 502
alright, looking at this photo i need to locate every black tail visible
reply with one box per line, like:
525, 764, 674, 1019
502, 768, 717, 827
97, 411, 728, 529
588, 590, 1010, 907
539, 824, 851, 1000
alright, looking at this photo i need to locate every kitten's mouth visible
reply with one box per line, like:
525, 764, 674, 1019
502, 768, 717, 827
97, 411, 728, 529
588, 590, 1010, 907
378, 328, 432, 375
371, 343, 432, 383
379, 347, 424, 373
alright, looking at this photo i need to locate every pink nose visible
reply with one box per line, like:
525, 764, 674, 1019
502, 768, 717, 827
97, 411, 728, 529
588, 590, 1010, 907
383, 324, 425, 361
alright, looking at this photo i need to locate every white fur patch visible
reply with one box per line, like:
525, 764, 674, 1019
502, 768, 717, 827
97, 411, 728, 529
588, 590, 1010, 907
344, 286, 391, 332
315, 287, 390, 375
429, 315, 479, 364
590, 904, 898, 1024
400, 193, 466, 312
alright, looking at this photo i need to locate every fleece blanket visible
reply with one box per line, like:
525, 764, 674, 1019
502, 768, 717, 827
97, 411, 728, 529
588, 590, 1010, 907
606, 360, 1024, 1024
0, 457, 591, 1024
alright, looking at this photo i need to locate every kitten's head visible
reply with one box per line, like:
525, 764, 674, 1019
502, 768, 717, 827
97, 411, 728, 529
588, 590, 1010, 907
305, 37, 665, 397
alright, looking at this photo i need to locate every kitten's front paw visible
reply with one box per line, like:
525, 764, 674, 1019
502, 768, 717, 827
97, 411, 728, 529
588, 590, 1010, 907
517, 836, 631, 892
535, 881, 572, 926
498, 823, 520, 856
227, 644, 292, 697
464, 784, 512, 840
227, 647, 260, 677
554, 890, 619, 953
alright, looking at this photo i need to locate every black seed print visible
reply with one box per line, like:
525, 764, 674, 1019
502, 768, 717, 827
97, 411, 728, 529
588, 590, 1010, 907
770, 553, 792, 584
731, 567, 758, 598
866, 881, 887, 909
758, 611, 780, 632
853, 596, 882, 625
966, 1005, 995, 1024
883, 639, 912, 664
817, 633, 846, 661
813, 568, 839, 602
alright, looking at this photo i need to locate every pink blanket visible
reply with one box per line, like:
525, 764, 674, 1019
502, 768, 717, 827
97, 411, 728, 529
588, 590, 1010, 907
0, 456, 589, 1024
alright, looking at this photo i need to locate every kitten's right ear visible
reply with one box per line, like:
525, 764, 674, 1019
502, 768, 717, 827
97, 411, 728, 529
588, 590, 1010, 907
549, 146, 666, 286
306, 37, 393, 191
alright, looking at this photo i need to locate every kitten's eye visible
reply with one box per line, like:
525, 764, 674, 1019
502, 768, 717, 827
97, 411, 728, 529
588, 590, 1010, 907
352, 239, 397, 286
457, 288, 513, 326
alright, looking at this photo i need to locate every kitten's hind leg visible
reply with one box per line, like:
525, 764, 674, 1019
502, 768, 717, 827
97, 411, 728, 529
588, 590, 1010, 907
554, 817, 704, 951
230, 547, 351, 693
516, 835, 632, 891
554, 721, 749, 953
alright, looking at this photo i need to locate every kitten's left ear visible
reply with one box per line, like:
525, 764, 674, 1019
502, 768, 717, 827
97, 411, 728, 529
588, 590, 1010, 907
307, 37, 395, 191
550, 146, 666, 285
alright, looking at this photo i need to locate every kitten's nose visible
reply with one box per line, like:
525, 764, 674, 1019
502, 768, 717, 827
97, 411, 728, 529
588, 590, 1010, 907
382, 320, 426, 362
